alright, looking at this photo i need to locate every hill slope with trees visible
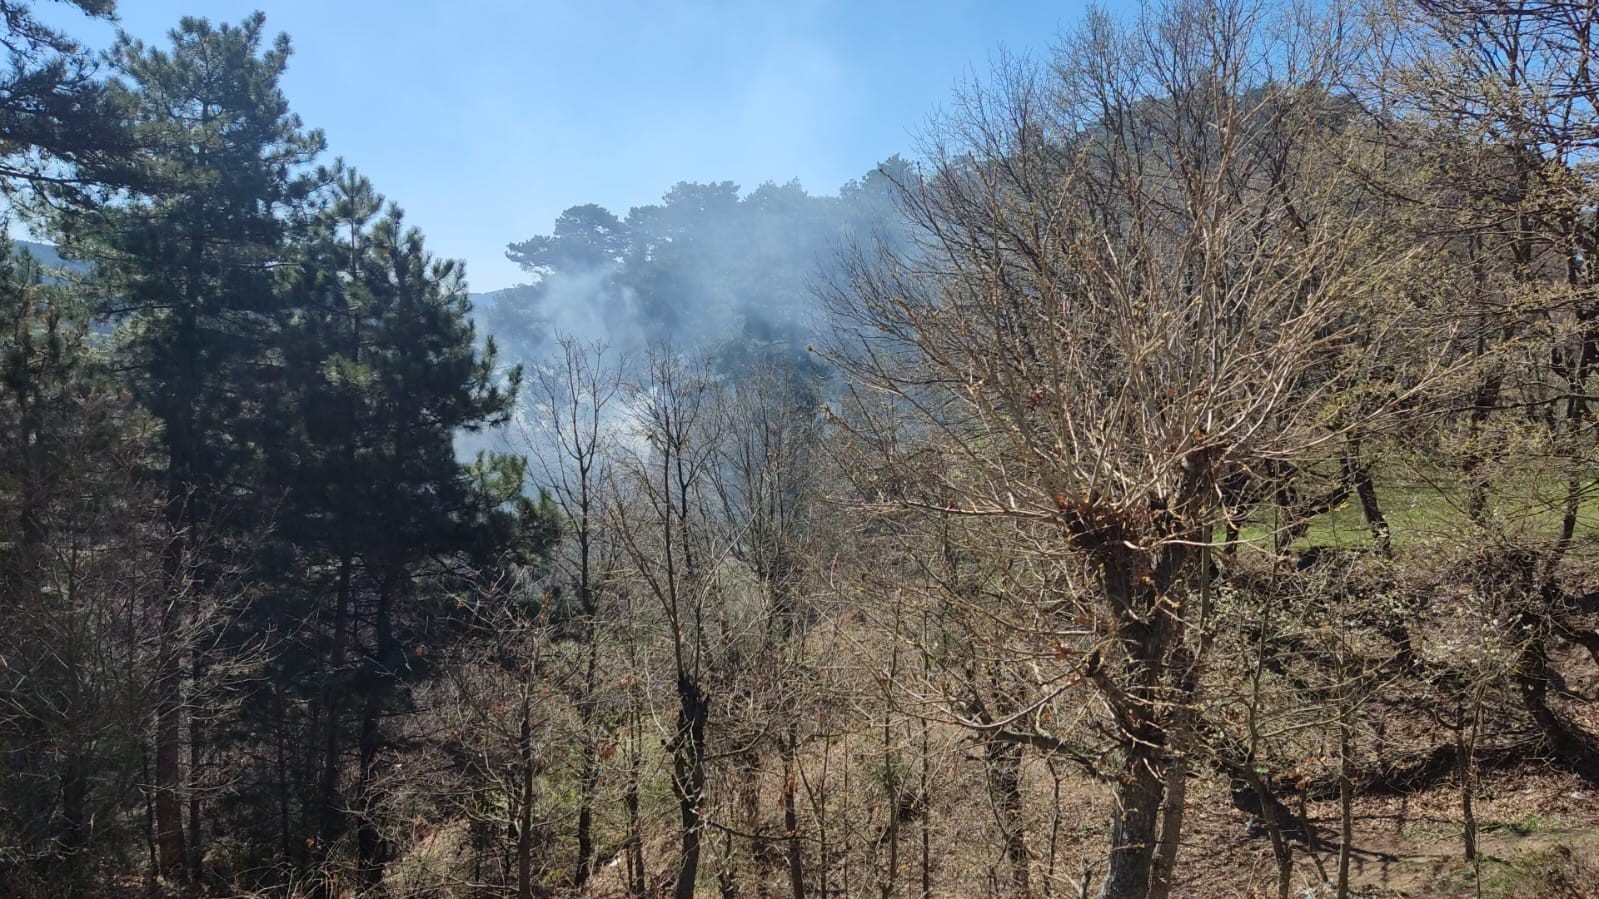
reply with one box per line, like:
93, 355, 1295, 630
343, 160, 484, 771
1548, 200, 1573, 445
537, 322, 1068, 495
3, 1, 1599, 898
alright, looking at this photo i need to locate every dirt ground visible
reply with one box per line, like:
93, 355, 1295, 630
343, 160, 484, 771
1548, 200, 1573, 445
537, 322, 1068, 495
1169, 766, 1599, 898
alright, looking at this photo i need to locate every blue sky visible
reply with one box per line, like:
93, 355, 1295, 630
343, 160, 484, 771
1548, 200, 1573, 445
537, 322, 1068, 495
46, 1, 1092, 290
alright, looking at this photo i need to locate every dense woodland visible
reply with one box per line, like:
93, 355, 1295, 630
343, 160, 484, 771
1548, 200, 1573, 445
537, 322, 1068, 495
5, 1, 1599, 897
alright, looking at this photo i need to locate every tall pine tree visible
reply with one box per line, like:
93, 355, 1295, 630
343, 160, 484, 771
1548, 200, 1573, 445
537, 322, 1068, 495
0, 248, 165, 896
0, 0, 128, 201
273, 167, 538, 890
55, 13, 323, 878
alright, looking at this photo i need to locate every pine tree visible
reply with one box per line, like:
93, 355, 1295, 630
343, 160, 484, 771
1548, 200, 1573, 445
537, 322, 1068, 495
54, 13, 324, 877
273, 168, 538, 889
0, 248, 164, 896
0, 0, 128, 201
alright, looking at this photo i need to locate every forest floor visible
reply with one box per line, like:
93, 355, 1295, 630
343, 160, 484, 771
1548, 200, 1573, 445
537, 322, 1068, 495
568, 756, 1599, 898
1172, 765, 1599, 898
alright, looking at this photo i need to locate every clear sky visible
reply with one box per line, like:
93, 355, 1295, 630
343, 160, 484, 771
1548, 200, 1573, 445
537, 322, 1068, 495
45, 1, 1093, 290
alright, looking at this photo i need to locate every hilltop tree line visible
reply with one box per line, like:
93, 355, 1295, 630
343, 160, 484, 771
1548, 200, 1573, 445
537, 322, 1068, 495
479, 163, 911, 373
5, 1, 1599, 899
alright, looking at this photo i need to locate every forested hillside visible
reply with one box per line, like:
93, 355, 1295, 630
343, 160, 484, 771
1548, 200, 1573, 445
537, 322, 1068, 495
479, 166, 908, 360
4, 1, 1599, 898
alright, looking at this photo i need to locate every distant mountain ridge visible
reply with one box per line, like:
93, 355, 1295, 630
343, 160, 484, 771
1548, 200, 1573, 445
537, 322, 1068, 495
15, 238, 521, 301
12, 239, 72, 270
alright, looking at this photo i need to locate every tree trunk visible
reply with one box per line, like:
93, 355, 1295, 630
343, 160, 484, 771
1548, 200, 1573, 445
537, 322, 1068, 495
1150, 602, 1202, 899
155, 276, 201, 883
1456, 706, 1477, 863
817, 734, 832, 899
188, 646, 204, 879
625, 721, 647, 898
1046, 760, 1063, 896
317, 554, 355, 854
574, 640, 600, 887
143, 747, 157, 888
60, 750, 87, 895
742, 751, 770, 898
985, 735, 1029, 896
154, 491, 188, 879
518, 685, 536, 899
1337, 716, 1352, 899
1095, 550, 1185, 899
276, 699, 292, 865
881, 713, 899, 899
1146, 749, 1186, 899
783, 734, 807, 899
153, 602, 186, 877
1342, 449, 1391, 557
673, 676, 710, 899
882, 771, 898, 899
574, 747, 599, 886
1515, 617, 1599, 785
1100, 747, 1163, 899
1252, 776, 1294, 899
355, 575, 397, 894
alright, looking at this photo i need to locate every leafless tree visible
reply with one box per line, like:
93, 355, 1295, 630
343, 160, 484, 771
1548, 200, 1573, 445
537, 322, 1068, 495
709, 356, 824, 899
521, 335, 628, 889
610, 350, 730, 899
824, 2, 1435, 895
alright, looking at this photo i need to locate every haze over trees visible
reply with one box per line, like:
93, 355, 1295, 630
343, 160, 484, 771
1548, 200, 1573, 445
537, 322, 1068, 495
480, 163, 911, 368
3, 1, 1599, 898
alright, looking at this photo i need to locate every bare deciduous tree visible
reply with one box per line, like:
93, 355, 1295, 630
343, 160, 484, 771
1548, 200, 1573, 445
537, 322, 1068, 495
825, 2, 1434, 894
